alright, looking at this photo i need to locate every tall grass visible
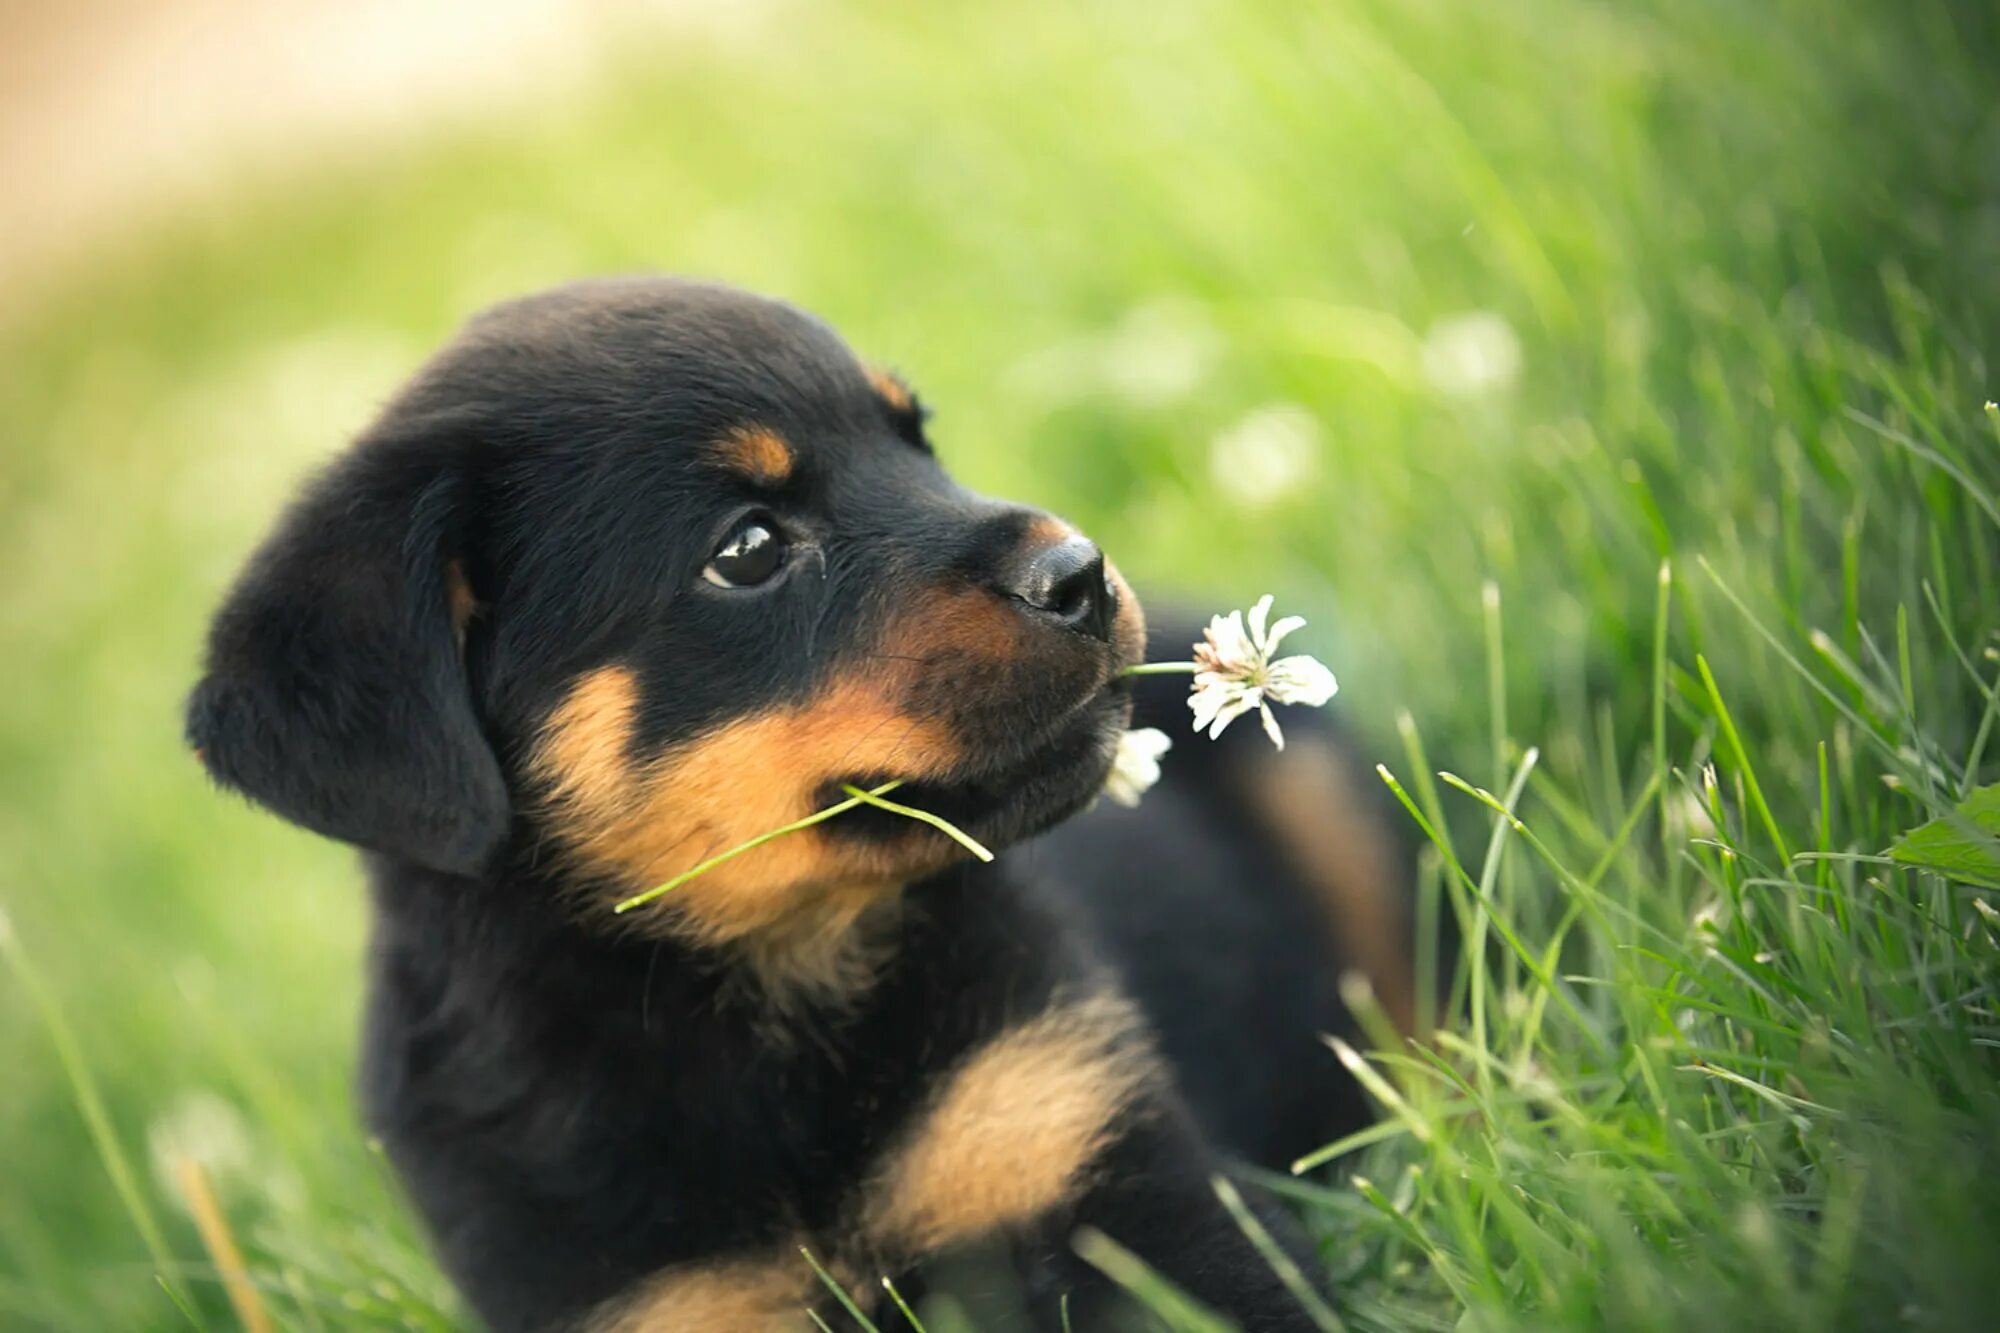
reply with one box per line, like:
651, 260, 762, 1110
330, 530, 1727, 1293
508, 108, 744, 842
1, 0, 1995, 1328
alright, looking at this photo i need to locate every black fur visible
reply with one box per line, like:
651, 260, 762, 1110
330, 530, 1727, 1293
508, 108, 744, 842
187, 278, 1411, 1331
188, 427, 507, 876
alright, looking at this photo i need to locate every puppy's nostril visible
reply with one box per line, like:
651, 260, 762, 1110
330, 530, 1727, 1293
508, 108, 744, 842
1013, 535, 1113, 642
1053, 576, 1092, 623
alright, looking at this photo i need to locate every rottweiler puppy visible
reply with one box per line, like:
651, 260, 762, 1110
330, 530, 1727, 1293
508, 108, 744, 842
186, 278, 1416, 1332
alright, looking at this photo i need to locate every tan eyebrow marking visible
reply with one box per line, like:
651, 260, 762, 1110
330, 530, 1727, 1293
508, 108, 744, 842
710, 425, 796, 486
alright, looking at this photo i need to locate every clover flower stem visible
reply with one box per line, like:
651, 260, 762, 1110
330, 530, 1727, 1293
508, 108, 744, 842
613, 780, 905, 913
1119, 661, 1199, 676
841, 785, 995, 862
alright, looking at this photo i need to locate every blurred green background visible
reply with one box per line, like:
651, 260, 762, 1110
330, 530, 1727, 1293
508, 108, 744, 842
3, 1, 1998, 1329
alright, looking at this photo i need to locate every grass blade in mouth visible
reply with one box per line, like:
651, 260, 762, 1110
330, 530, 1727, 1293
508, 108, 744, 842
839, 784, 996, 862
612, 779, 994, 914
613, 780, 906, 913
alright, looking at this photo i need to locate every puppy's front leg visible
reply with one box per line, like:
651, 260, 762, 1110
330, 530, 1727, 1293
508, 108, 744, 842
858, 988, 1326, 1332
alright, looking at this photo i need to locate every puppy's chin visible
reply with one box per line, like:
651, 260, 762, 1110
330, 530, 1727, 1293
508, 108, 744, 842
824, 684, 1133, 862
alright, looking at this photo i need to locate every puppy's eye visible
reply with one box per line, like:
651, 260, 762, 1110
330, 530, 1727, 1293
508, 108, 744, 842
703, 516, 789, 588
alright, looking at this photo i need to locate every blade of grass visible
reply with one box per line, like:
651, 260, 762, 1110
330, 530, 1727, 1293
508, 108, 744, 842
1654, 559, 1674, 870
1844, 406, 2000, 531
1210, 1175, 1346, 1332
1483, 579, 1508, 783
172, 1155, 273, 1333
1070, 1228, 1234, 1333
839, 786, 995, 861
1289, 1117, 1414, 1176
157, 1276, 202, 1330
1454, 746, 1537, 1102
879, 1277, 927, 1332
1696, 655, 1792, 863
0, 907, 192, 1320
800, 1246, 879, 1333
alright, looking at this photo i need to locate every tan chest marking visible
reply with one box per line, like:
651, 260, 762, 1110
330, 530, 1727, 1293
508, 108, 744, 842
860, 991, 1163, 1258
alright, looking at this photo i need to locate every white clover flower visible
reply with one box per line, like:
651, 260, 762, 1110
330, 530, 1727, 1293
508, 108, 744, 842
1188, 595, 1339, 749
1420, 310, 1522, 397
1666, 788, 1716, 840
1208, 403, 1320, 510
148, 1090, 253, 1209
1100, 299, 1219, 406
1102, 727, 1172, 808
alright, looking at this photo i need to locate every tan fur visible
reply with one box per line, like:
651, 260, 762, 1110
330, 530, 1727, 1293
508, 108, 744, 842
865, 366, 914, 414
445, 559, 480, 648
1024, 513, 1077, 547
1247, 738, 1417, 1036
860, 991, 1162, 1257
712, 425, 796, 487
532, 666, 961, 952
529, 566, 1096, 939
530, 562, 1133, 1001
585, 1252, 816, 1333
1103, 558, 1146, 666
590, 996, 1163, 1327
897, 584, 1029, 662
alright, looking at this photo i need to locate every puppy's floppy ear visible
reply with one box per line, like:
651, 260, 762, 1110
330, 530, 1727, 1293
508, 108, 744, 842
186, 422, 508, 877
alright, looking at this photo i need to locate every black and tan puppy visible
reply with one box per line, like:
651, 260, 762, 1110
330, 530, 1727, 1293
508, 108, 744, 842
186, 278, 1415, 1331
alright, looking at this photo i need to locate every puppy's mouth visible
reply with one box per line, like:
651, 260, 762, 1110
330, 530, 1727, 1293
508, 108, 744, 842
818, 673, 1134, 858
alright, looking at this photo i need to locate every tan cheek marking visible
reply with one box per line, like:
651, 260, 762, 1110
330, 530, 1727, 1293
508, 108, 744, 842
1247, 737, 1418, 1037
866, 366, 914, 414
861, 992, 1162, 1258
586, 1253, 817, 1333
893, 584, 1028, 663
532, 666, 966, 946
534, 666, 644, 819
713, 425, 796, 486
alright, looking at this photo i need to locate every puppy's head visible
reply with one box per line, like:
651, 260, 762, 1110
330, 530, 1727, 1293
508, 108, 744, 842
189, 278, 1144, 947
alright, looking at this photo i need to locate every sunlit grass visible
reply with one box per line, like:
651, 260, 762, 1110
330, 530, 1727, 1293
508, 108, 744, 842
2, 0, 1996, 1328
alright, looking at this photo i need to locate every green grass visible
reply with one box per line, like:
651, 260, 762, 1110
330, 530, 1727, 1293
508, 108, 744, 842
3, 0, 1998, 1328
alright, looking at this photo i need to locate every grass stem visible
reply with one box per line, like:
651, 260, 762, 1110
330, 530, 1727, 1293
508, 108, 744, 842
839, 786, 995, 861
614, 782, 905, 913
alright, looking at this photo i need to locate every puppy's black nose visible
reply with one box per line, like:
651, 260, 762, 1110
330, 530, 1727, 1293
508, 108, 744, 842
1010, 535, 1113, 642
